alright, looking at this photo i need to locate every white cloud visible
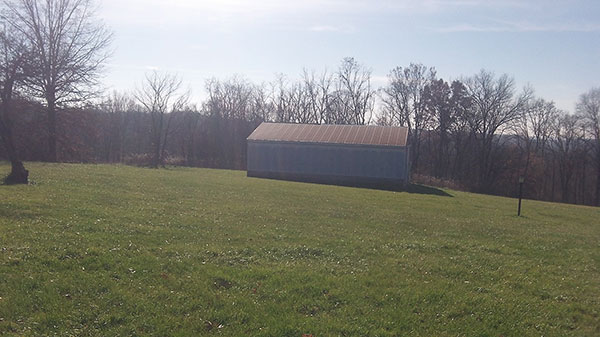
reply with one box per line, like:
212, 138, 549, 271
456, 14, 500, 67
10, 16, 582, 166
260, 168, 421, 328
100, 0, 533, 29
309, 25, 354, 33
436, 21, 600, 33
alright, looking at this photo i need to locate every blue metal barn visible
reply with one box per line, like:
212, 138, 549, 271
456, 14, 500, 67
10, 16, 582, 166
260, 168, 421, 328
246, 123, 410, 189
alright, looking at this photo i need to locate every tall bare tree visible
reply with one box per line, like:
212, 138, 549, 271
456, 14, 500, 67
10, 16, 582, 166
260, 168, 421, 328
176, 106, 201, 166
4, 0, 112, 162
577, 87, 600, 205
0, 13, 29, 183
271, 74, 291, 123
287, 80, 312, 123
134, 72, 189, 168
514, 98, 559, 198
250, 83, 273, 123
205, 76, 257, 120
334, 57, 374, 125
269, 73, 317, 124
381, 63, 437, 170
422, 79, 471, 178
302, 68, 334, 124
463, 70, 531, 191
552, 113, 585, 203
204, 76, 265, 167
100, 90, 134, 163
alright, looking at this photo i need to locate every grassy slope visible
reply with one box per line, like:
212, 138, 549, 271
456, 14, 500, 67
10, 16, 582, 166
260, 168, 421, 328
0, 163, 598, 336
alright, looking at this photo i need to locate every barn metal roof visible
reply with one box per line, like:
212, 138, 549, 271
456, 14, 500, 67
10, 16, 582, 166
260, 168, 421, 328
247, 123, 408, 147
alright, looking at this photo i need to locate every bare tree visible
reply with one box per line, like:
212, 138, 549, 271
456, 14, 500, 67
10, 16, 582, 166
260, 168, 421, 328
99, 90, 134, 162
0, 13, 29, 183
381, 63, 437, 170
302, 68, 334, 124
269, 74, 314, 124
250, 83, 273, 123
4, 0, 112, 162
422, 79, 471, 178
463, 70, 531, 191
205, 76, 256, 120
514, 98, 559, 198
577, 87, 600, 205
552, 113, 585, 203
176, 105, 201, 166
287, 80, 312, 123
270, 74, 291, 123
134, 72, 189, 168
334, 57, 374, 125
204, 76, 264, 167
269, 66, 343, 125
515, 99, 558, 170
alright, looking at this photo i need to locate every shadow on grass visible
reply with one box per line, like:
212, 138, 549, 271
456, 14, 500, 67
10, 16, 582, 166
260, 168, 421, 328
247, 173, 452, 197
366, 182, 452, 197
404, 183, 453, 197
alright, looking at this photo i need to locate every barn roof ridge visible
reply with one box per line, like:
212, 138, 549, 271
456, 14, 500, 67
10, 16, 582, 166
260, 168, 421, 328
247, 122, 408, 147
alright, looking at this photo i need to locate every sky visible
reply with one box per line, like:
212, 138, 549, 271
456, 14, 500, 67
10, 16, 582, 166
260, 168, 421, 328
99, 0, 600, 112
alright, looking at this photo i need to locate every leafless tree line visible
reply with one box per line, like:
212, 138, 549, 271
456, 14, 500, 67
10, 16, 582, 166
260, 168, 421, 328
0, 2, 598, 206
379, 64, 600, 204
50, 66, 597, 206
267, 57, 375, 125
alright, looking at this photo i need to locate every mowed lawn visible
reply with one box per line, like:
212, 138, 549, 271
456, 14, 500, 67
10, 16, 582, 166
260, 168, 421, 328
0, 163, 598, 336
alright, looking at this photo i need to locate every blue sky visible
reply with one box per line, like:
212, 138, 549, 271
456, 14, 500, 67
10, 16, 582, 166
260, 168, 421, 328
99, 0, 600, 112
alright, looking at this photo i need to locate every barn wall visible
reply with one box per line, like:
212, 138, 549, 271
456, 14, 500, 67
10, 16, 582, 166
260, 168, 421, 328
247, 141, 409, 187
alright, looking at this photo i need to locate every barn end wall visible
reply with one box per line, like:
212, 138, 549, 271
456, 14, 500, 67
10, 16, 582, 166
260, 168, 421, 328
247, 140, 410, 188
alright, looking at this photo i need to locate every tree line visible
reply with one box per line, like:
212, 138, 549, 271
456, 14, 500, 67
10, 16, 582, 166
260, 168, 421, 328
0, 1, 599, 207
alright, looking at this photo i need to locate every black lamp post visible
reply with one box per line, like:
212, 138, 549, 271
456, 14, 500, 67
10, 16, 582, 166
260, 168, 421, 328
518, 176, 524, 216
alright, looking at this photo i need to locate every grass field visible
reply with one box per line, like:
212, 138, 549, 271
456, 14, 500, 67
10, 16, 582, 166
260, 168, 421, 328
0, 163, 598, 336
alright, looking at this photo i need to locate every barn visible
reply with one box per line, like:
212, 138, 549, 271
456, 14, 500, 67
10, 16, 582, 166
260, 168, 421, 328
246, 122, 410, 189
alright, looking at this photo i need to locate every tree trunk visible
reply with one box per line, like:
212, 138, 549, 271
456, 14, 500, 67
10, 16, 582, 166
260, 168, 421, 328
47, 96, 58, 162
477, 137, 492, 193
152, 121, 161, 169
580, 154, 586, 205
5, 160, 29, 184
152, 134, 160, 168
551, 158, 556, 202
596, 150, 600, 206
411, 131, 421, 172
0, 111, 28, 184
118, 112, 127, 163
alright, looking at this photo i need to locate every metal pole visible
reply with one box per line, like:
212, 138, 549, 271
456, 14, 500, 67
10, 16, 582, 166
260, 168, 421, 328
518, 177, 524, 216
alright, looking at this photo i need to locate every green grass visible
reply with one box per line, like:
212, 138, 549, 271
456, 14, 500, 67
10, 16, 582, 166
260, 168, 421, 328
0, 163, 598, 336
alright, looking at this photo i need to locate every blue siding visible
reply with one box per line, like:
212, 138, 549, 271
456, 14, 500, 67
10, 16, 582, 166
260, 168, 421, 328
247, 141, 409, 183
